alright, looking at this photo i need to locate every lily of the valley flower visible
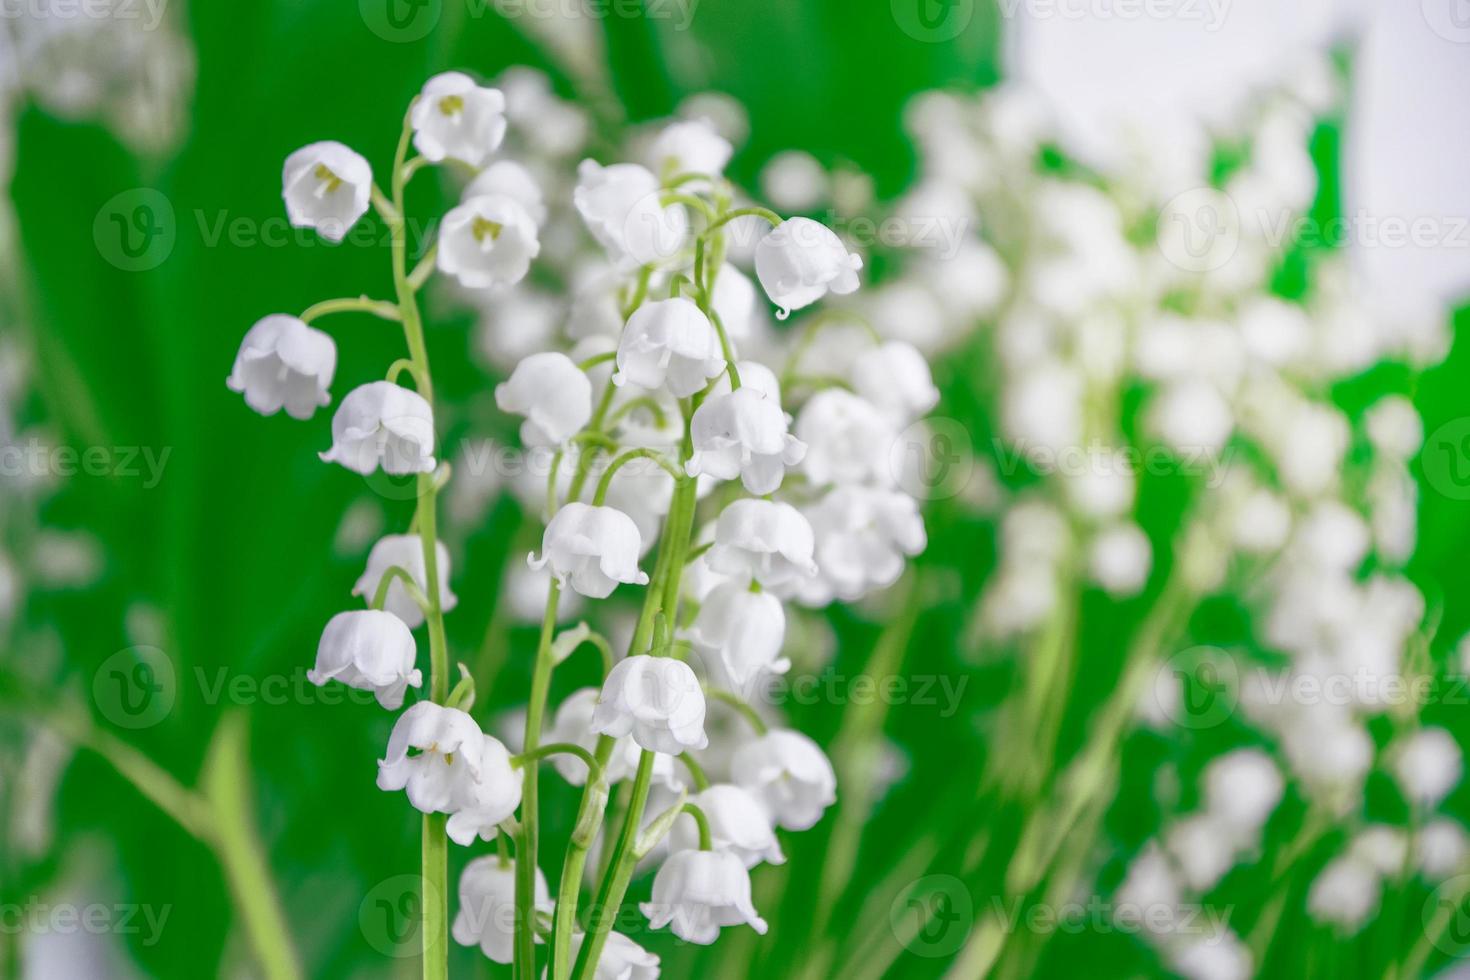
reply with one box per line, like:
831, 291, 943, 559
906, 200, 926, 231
574, 160, 689, 266
376, 702, 524, 846
707, 499, 818, 588
411, 71, 507, 167
640, 849, 768, 945
226, 315, 336, 420
731, 729, 837, 831
613, 298, 726, 398
754, 217, 862, 318
591, 655, 709, 755
437, 194, 541, 289
850, 340, 939, 423
795, 389, 898, 488
686, 582, 789, 691
530, 502, 650, 599
564, 931, 659, 980
319, 381, 436, 476
308, 609, 421, 710
282, 141, 372, 242
463, 159, 546, 227
799, 486, 926, 604
648, 118, 733, 177
452, 857, 550, 965
687, 387, 805, 495
545, 688, 683, 788
669, 785, 785, 868
495, 352, 592, 447
351, 534, 459, 630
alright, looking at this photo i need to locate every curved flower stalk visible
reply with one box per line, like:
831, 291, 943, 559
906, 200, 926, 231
226, 73, 933, 980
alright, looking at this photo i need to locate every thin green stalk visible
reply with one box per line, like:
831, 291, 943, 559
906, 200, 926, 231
571, 752, 656, 980
299, 295, 401, 324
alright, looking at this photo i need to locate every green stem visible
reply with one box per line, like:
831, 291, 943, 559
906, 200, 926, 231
571, 752, 656, 980
682, 803, 714, 851
299, 295, 401, 325
591, 448, 683, 506
680, 752, 711, 790
707, 688, 769, 735
516, 582, 562, 977
705, 206, 782, 232
515, 742, 604, 785
370, 564, 431, 615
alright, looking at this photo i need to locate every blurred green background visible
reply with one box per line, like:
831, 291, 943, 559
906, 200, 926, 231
5, 1, 1470, 978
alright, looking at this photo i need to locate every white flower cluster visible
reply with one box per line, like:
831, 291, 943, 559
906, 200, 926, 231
228, 70, 930, 977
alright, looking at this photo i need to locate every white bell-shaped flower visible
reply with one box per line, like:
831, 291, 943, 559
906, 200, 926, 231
376, 702, 523, 845
319, 381, 436, 476
282, 141, 372, 242
707, 499, 818, 588
437, 194, 540, 289
495, 352, 592, 447
530, 503, 649, 599
614, 298, 726, 398
574, 160, 689, 266
730, 729, 836, 831
463, 159, 546, 226
545, 688, 683, 788
754, 217, 862, 317
452, 857, 550, 964
308, 610, 421, 710
710, 265, 757, 340
1203, 749, 1283, 842
648, 118, 732, 177
565, 931, 659, 980
410, 71, 507, 167
1393, 727, 1463, 808
688, 388, 805, 495
226, 315, 336, 420
640, 848, 767, 945
800, 487, 925, 604
669, 785, 784, 868
795, 389, 897, 488
850, 341, 938, 423
686, 582, 788, 691
351, 534, 458, 630
591, 655, 708, 755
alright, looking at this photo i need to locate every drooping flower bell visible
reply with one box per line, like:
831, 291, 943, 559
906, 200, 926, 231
795, 389, 898, 488
410, 71, 507, 167
495, 352, 592, 447
574, 160, 689, 266
452, 857, 550, 964
687, 387, 805, 495
437, 194, 541, 289
282, 141, 372, 242
686, 582, 789, 692
591, 655, 709, 755
640, 848, 768, 945
351, 533, 459, 630
529, 503, 649, 599
564, 931, 659, 980
376, 702, 523, 846
850, 340, 939, 424
319, 381, 436, 476
730, 729, 836, 831
648, 118, 733, 177
613, 298, 726, 398
463, 159, 546, 227
669, 784, 785, 868
706, 499, 818, 588
307, 609, 421, 710
800, 486, 926, 604
545, 688, 683, 788
226, 315, 336, 420
754, 217, 862, 318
